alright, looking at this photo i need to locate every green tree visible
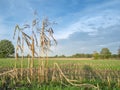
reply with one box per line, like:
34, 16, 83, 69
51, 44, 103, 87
100, 48, 111, 59
0, 40, 15, 58
59, 55, 66, 58
85, 54, 92, 58
72, 53, 81, 58
54, 55, 58, 58
111, 54, 118, 59
93, 51, 99, 59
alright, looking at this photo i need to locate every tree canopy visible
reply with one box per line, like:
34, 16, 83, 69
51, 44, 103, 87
93, 51, 99, 59
0, 40, 15, 58
100, 48, 111, 59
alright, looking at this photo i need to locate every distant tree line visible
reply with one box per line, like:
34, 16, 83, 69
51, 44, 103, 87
53, 54, 92, 58
70, 53, 92, 58
54, 54, 93, 58
93, 48, 120, 59
53, 47, 120, 59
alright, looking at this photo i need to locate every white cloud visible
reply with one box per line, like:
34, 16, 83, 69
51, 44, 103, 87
53, 0, 120, 40
55, 9, 120, 40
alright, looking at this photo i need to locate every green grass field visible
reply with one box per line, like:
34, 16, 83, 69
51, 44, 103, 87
0, 58, 120, 70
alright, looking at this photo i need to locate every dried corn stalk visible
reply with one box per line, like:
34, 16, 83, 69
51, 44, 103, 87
13, 11, 41, 80
13, 11, 57, 82
38, 18, 57, 67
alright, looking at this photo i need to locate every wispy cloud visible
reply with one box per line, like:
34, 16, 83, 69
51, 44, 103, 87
55, 12, 120, 39
54, 1, 120, 40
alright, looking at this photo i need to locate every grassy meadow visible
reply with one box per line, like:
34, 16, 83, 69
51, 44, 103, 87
0, 58, 120, 90
0, 58, 120, 69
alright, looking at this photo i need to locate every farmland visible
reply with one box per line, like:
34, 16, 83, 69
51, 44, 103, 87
0, 58, 120, 90
0, 58, 120, 69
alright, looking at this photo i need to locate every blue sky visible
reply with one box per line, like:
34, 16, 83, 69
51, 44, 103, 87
0, 0, 120, 56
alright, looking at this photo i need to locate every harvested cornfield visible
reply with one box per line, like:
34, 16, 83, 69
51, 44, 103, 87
0, 59, 120, 90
